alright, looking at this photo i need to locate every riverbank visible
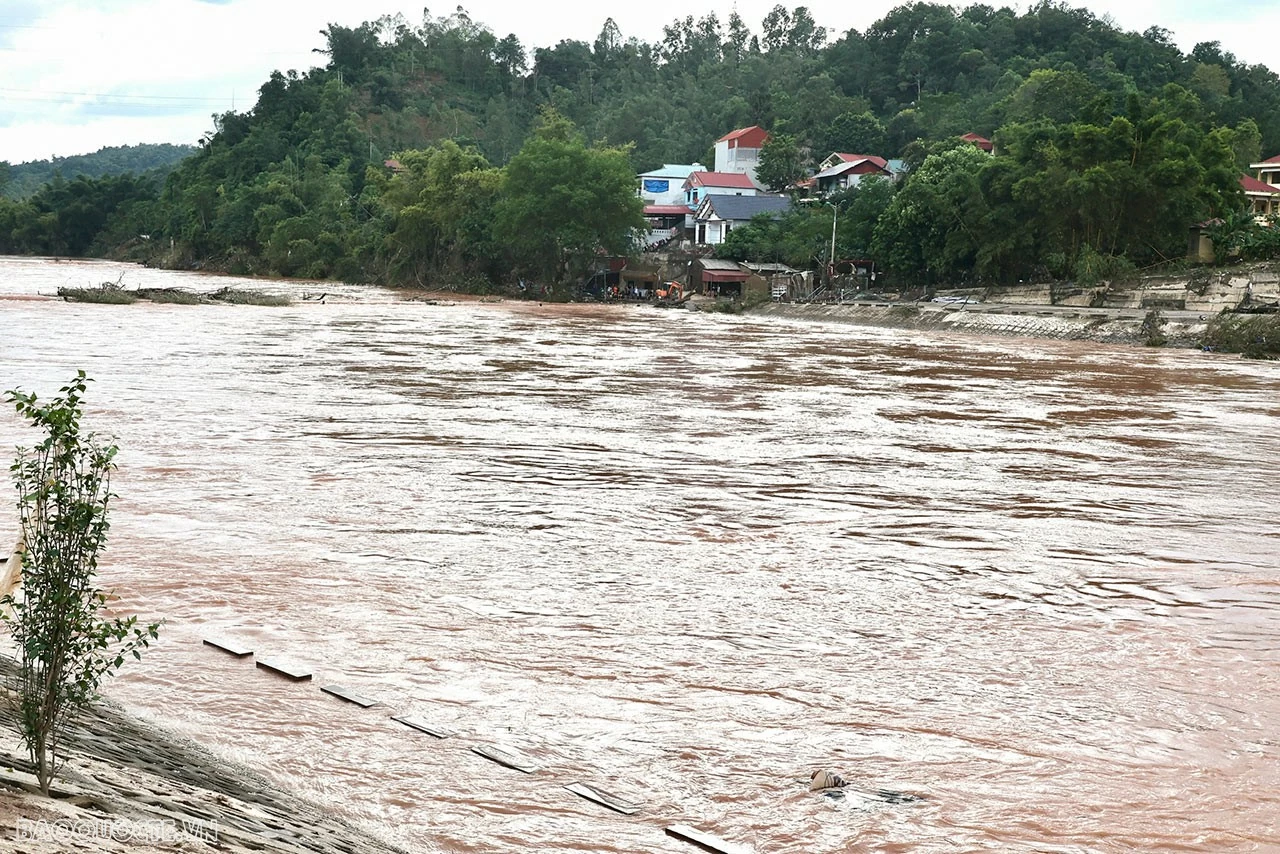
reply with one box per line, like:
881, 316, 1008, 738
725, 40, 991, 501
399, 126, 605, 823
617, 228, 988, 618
0, 664, 409, 854
747, 300, 1209, 349
743, 262, 1280, 352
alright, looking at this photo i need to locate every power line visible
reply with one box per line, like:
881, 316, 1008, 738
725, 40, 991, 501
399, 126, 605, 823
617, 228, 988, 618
0, 86, 232, 105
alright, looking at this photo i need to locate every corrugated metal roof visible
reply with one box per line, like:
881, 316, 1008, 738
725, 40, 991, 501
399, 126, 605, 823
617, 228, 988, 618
827, 153, 888, 169
686, 171, 758, 189
638, 163, 704, 179
814, 159, 890, 180
698, 194, 792, 222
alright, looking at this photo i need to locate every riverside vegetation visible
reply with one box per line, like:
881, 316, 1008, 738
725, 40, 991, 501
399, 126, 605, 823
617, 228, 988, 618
1, 4, 1280, 351
3, 373, 160, 795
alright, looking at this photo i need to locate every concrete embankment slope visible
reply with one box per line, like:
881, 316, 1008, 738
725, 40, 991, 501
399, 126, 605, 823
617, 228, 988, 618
0, 677, 408, 854
748, 263, 1280, 348
750, 301, 1209, 349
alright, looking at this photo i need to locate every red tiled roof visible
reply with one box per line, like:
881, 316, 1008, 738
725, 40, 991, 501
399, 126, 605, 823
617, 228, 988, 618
831, 153, 888, 169
1259, 154, 1280, 165
644, 204, 690, 216
716, 125, 767, 144
685, 171, 757, 190
961, 133, 994, 152
1240, 174, 1280, 194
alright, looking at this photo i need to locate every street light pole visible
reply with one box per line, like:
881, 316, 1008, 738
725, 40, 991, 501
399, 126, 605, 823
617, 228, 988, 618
827, 202, 838, 267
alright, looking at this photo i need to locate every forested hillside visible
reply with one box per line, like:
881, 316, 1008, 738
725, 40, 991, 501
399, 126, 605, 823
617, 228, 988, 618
0, 143, 195, 199
2, 1, 1278, 287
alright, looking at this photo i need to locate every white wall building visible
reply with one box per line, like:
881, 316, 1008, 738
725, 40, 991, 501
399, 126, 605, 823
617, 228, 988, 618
638, 163, 704, 206
713, 126, 769, 186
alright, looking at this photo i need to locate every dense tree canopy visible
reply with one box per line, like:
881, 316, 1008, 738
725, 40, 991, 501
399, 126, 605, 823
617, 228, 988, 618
1, 144, 194, 200
1, 2, 1278, 285
496, 111, 644, 282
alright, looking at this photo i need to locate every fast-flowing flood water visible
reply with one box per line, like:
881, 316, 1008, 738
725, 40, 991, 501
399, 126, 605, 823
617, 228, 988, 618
1, 257, 1278, 853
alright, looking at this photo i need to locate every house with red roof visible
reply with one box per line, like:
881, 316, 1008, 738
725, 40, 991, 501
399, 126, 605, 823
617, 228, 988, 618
1245, 155, 1280, 220
682, 171, 760, 209
714, 125, 769, 185
1241, 173, 1280, 220
961, 132, 994, 153
812, 153, 893, 195
1250, 154, 1280, 186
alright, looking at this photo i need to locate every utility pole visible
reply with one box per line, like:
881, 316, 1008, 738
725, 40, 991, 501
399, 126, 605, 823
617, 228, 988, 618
827, 201, 838, 267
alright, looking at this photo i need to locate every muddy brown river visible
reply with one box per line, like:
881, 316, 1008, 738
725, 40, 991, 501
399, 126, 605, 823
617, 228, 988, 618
1, 257, 1278, 852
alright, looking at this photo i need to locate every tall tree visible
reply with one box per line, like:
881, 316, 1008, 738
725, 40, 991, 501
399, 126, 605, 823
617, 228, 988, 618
756, 132, 807, 191
496, 110, 644, 283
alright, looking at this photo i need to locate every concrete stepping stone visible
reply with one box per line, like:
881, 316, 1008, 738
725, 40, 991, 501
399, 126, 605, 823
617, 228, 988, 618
470, 744, 539, 774
391, 715, 455, 739
202, 638, 252, 657
665, 824, 751, 854
564, 781, 642, 815
320, 685, 378, 708
255, 659, 312, 681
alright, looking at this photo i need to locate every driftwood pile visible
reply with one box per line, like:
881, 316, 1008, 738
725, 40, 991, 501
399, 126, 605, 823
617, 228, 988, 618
56, 281, 291, 306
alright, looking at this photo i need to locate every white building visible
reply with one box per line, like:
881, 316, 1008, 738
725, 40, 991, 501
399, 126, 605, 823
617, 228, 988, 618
713, 126, 769, 185
638, 163, 704, 207
693, 194, 792, 246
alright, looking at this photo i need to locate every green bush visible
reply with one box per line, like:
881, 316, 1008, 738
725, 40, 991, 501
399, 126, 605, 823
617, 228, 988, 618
1201, 313, 1280, 358
1075, 246, 1136, 286
4, 373, 160, 794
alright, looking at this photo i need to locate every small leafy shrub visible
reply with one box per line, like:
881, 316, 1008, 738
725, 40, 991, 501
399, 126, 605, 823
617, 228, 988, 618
4, 373, 160, 794
1201, 313, 1280, 359
1075, 246, 1136, 286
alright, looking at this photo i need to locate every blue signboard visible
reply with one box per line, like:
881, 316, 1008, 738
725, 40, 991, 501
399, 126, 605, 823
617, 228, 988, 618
642, 179, 670, 194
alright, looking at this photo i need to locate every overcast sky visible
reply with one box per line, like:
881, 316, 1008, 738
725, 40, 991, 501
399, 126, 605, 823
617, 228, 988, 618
0, 0, 1273, 164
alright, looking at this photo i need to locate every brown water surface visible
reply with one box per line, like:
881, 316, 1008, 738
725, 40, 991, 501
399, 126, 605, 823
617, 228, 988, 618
1, 257, 1278, 852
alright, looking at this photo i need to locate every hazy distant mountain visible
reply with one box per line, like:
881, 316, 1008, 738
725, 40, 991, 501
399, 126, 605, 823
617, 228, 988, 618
2, 143, 196, 198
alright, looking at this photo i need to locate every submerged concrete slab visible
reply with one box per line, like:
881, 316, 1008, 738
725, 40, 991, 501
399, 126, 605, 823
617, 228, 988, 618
470, 744, 538, 774
254, 659, 312, 681
320, 685, 377, 708
564, 781, 642, 815
391, 715, 455, 739
664, 824, 750, 854
202, 638, 252, 658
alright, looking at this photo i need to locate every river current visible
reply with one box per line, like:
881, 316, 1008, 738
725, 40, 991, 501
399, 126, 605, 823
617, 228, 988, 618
1, 257, 1277, 852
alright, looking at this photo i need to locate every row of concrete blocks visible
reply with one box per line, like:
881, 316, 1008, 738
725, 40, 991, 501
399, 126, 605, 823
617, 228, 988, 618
203, 638, 748, 854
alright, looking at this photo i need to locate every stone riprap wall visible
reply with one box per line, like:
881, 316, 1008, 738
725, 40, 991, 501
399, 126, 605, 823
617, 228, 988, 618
926, 266, 1280, 314
750, 302, 1209, 348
